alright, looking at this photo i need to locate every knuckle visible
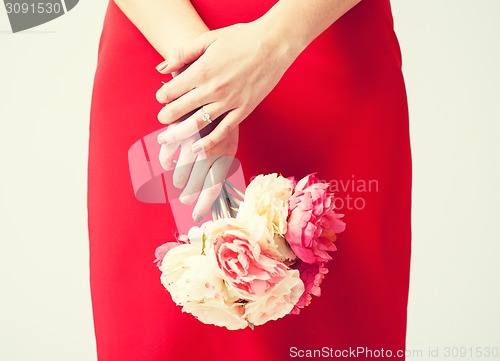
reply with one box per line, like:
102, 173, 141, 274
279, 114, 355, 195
195, 116, 206, 129
211, 80, 229, 95
222, 124, 233, 137
176, 47, 185, 62
196, 68, 207, 83
162, 92, 173, 104
173, 175, 186, 189
170, 134, 178, 143
164, 106, 180, 121
158, 106, 178, 124
204, 184, 222, 198
194, 184, 203, 193
157, 88, 174, 104
207, 137, 217, 149
188, 185, 202, 196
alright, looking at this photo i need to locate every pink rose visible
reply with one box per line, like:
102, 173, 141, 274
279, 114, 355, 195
207, 219, 288, 300
290, 260, 329, 314
285, 174, 345, 264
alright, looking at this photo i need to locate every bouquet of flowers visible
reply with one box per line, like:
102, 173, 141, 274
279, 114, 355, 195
154, 173, 345, 330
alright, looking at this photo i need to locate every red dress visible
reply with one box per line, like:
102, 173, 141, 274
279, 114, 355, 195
88, 0, 411, 360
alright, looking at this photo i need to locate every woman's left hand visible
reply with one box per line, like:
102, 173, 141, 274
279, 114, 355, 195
155, 20, 302, 154
158, 121, 239, 222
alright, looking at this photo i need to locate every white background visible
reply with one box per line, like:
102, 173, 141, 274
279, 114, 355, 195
1, 1, 499, 360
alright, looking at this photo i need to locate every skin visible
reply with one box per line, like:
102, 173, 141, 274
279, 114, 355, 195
114, 0, 361, 221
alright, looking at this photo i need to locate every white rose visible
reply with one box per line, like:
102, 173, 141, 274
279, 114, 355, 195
243, 269, 304, 326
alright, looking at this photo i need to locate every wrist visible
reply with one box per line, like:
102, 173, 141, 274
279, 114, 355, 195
255, 4, 311, 62
249, 20, 301, 72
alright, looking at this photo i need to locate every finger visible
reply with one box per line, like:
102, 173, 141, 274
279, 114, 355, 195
155, 70, 196, 105
192, 156, 235, 222
156, 60, 189, 78
191, 109, 243, 154
158, 142, 179, 171
178, 155, 211, 206
157, 87, 208, 125
173, 138, 197, 189
159, 123, 180, 170
155, 33, 215, 75
157, 104, 225, 144
171, 64, 190, 78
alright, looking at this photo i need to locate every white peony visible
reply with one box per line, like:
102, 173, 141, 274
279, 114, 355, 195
272, 234, 297, 264
236, 173, 295, 260
159, 244, 222, 304
186, 221, 212, 248
159, 242, 248, 330
183, 299, 247, 330
243, 269, 304, 326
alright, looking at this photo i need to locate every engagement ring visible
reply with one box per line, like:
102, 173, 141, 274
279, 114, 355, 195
200, 107, 212, 124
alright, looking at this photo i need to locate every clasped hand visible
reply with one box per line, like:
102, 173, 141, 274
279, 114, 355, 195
155, 21, 298, 222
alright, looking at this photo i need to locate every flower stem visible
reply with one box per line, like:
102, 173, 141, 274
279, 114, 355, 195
210, 183, 243, 220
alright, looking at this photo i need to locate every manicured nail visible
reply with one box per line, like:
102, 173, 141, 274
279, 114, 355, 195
156, 60, 168, 72
193, 214, 203, 223
192, 143, 202, 154
157, 134, 166, 144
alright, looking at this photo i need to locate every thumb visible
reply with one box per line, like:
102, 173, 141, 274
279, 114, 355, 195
156, 32, 215, 74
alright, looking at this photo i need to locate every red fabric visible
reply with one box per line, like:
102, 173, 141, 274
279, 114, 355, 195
87, 0, 411, 360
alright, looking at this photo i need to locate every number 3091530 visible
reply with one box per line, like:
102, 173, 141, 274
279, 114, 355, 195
5, 2, 63, 14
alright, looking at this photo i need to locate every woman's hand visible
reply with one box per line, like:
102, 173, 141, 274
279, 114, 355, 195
158, 121, 239, 222
155, 20, 302, 153
154, 0, 362, 220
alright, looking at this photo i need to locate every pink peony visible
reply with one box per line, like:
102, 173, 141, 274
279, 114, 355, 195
285, 173, 345, 264
206, 219, 288, 300
153, 234, 188, 268
290, 260, 329, 314
244, 269, 304, 326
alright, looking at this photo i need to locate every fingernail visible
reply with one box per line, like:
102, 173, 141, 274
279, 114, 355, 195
157, 134, 165, 143
156, 60, 168, 72
193, 214, 203, 223
192, 143, 202, 154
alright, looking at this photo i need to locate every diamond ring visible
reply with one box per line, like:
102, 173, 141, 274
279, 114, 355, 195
200, 107, 212, 124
